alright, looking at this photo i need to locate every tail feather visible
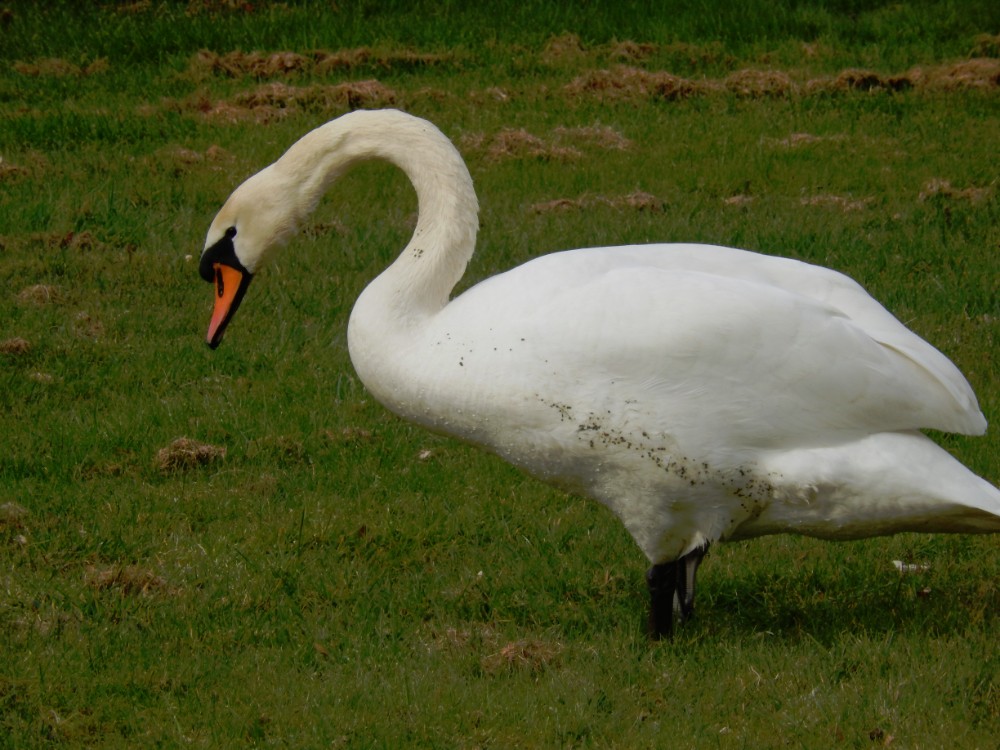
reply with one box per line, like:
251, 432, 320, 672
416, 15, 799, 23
747, 431, 1000, 540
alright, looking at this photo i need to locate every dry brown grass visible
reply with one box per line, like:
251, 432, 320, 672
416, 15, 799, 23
112, 0, 151, 13
764, 132, 848, 149
918, 178, 993, 204
164, 144, 233, 165
565, 65, 709, 101
323, 426, 375, 445
540, 33, 587, 65
461, 123, 630, 163
85, 564, 171, 596
725, 69, 796, 98
418, 623, 563, 676
820, 68, 911, 92
907, 58, 1000, 91
480, 639, 563, 675
12, 57, 109, 77
192, 80, 397, 123
0, 158, 28, 181
16, 284, 61, 306
4, 230, 107, 255
552, 125, 632, 151
31, 50, 988, 134
154, 143, 234, 176
530, 191, 665, 214
246, 434, 307, 464
971, 33, 1000, 57
800, 194, 875, 212
0, 501, 29, 527
190, 48, 452, 79
0, 337, 31, 355
543, 35, 729, 68
72, 311, 104, 340
301, 219, 350, 240
482, 129, 581, 162
154, 437, 226, 472
608, 40, 658, 63
566, 59, 1000, 104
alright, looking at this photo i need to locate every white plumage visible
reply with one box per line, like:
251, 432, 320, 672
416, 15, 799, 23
200, 109, 999, 636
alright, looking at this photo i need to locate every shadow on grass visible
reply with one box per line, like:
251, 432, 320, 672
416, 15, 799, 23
688, 541, 997, 646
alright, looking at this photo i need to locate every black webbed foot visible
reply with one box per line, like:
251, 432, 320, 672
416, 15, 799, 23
646, 543, 709, 639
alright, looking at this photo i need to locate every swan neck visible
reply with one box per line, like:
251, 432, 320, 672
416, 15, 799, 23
283, 110, 479, 317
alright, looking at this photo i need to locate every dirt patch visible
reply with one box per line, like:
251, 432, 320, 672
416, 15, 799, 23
918, 178, 992, 204
323, 426, 374, 444
113, 1, 152, 13
195, 80, 397, 123
13, 58, 108, 77
800, 41, 834, 60
910, 58, 1000, 90
59, 230, 102, 250
725, 69, 796, 97
72, 311, 104, 340
544, 36, 727, 68
566, 65, 708, 101
165, 144, 233, 165
302, 220, 349, 240
541, 33, 587, 65
0, 337, 30, 355
246, 435, 307, 465
192, 100, 272, 125
191, 48, 452, 79
421, 624, 562, 675
156, 143, 234, 175
568, 59, 998, 104
764, 132, 847, 149
971, 33, 1000, 58
462, 123, 631, 162
608, 40, 658, 63
481, 639, 562, 675
478, 86, 512, 102
16, 284, 61, 306
0, 158, 28, 181
661, 41, 730, 68
85, 564, 170, 596
530, 191, 664, 213
478, 128, 582, 162
0, 501, 29, 527
800, 194, 874, 212
3, 231, 106, 254
805, 68, 913, 93
802, 59, 999, 93
552, 125, 631, 151
154, 437, 226, 472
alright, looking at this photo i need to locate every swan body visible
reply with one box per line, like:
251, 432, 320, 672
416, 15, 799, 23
200, 109, 1000, 636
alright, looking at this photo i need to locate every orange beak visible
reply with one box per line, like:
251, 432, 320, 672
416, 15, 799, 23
206, 262, 253, 349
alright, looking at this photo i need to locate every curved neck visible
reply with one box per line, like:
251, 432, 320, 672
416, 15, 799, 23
277, 109, 479, 320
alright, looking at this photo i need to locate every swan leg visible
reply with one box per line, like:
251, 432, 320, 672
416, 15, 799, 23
646, 543, 709, 639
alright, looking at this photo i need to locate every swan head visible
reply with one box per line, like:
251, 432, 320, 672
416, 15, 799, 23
199, 165, 300, 349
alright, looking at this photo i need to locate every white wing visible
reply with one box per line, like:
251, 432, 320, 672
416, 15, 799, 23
433, 243, 986, 448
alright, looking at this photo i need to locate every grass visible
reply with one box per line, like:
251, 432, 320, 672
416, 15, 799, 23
1, 1, 998, 747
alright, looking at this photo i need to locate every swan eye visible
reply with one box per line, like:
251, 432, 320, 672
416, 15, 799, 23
214, 265, 224, 298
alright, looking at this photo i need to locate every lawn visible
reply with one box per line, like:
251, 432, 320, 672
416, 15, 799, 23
0, 1, 997, 747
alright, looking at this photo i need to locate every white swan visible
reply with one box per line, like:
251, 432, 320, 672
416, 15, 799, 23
200, 109, 1000, 637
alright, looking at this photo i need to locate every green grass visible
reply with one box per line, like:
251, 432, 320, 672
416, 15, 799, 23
1, 1, 998, 747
